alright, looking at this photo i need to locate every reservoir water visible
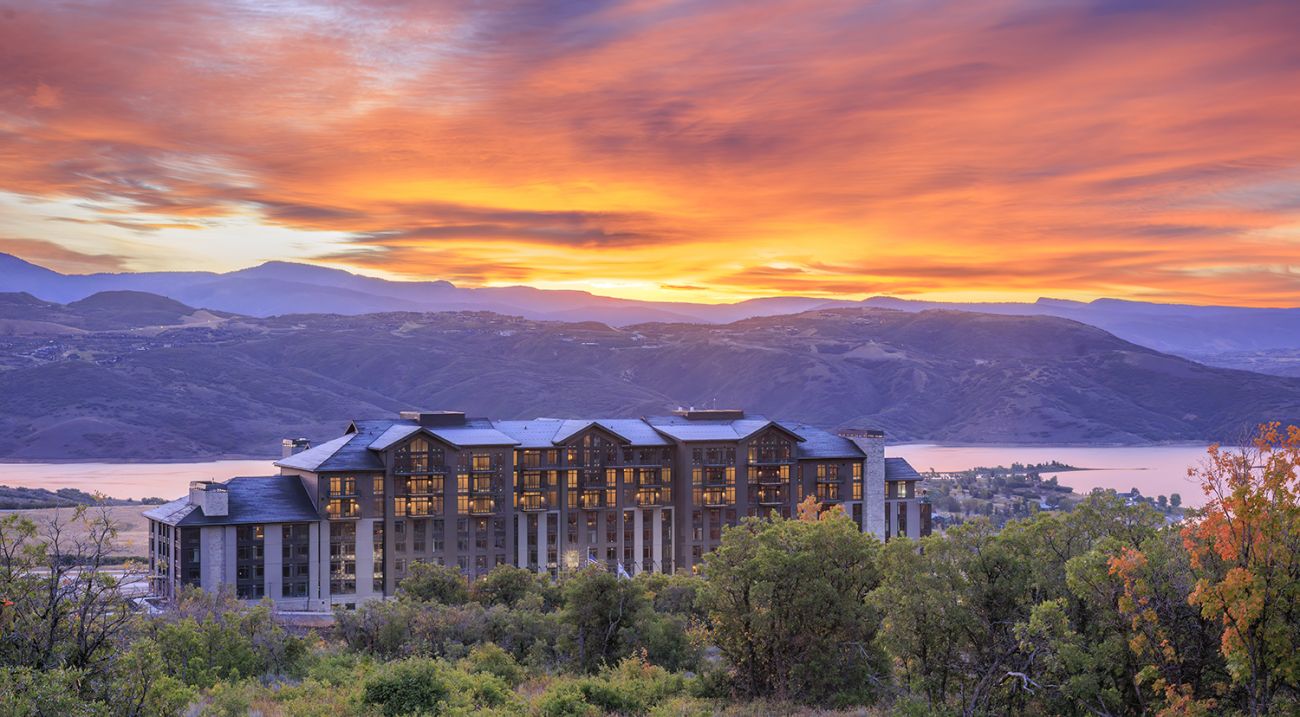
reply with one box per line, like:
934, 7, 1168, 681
0, 444, 1216, 507
892, 444, 1211, 506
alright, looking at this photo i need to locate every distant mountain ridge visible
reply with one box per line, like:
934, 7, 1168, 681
0, 291, 1298, 459
3, 252, 1299, 369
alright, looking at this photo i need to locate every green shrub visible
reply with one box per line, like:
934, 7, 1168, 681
536, 681, 601, 717
361, 658, 452, 717
399, 561, 471, 604
463, 642, 526, 686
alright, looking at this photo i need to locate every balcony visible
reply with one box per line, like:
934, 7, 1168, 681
397, 479, 444, 496
634, 489, 672, 507
467, 480, 497, 496
575, 491, 608, 509
396, 497, 443, 517
756, 488, 785, 506
517, 493, 549, 512
699, 490, 732, 508
465, 497, 496, 515
394, 463, 449, 476
751, 470, 788, 486
325, 498, 360, 519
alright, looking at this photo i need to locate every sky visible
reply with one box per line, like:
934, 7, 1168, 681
1, 0, 1299, 306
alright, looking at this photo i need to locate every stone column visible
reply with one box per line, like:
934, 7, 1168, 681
632, 509, 644, 574
536, 514, 547, 572
355, 519, 375, 601
263, 523, 282, 602
651, 508, 663, 573
309, 521, 324, 609
223, 526, 237, 590
517, 513, 529, 568
200, 526, 224, 591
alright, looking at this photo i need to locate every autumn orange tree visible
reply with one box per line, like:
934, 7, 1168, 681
1115, 423, 1300, 716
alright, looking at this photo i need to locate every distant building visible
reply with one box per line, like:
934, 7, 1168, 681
145, 409, 928, 609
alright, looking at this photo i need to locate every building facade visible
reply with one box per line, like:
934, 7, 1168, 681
146, 409, 929, 609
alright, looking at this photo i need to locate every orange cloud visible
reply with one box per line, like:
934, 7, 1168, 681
0, 0, 1298, 305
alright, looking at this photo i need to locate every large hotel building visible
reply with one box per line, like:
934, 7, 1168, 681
146, 409, 930, 609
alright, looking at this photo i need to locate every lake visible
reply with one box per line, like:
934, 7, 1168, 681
0, 460, 277, 501
0, 443, 1216, 506
892, 444, 1212, 506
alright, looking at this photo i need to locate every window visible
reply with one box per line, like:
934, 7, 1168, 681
748, 436, 792, 464
281, 523, 310, 599
235, 524, 265, 600
326, 476, 360, 519
373, 522, 385, 593
329, 522, 357, 596
852, 462, 863, 500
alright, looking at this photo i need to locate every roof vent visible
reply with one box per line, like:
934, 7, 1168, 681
673, 408, 745, 421
399, 410, 467, 427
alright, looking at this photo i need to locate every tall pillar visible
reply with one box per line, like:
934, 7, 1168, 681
651, 508, 663, 574
200, 526, 225, 591
309, 521, 323, 608
843, 432, 886, 539
264, 523, 283, 602
536, 514, 547, 572
632, 509, 644, 574
355, 519, 375, 601
223, 526, 237, 589
517, 513, 529, 568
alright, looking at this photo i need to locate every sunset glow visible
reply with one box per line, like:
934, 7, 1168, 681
2, 0, 1299, 304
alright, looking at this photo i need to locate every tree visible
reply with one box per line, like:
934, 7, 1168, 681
471, 564, 546, 608
559, 567, 651, 673
699, 503, 885, 704
1178, 424, 1300, 716
0, 507, 142, 673
398, 560, 470, 604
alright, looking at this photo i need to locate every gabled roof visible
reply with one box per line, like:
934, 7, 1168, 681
274, 434, 359, 472
490, 418, 671, 447
144, 476, 321, 527
368, 423, 423, 451
644, 415, 805, 443
885, 457, 922, 480
552, 420, 632, 445
280, 418, 519, 473
490, 419, 566, 448
784, 422, 866, 460
427, 420, 519, 448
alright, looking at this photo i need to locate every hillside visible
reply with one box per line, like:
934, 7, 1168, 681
4, 253, 1300, 367
1, 293, 1298, 459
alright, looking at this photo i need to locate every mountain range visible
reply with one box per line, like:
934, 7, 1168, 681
3, 253, 1299, 376
1, 289, 1297, 460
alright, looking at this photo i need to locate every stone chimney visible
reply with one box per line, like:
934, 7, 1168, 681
281, 437, 311, 458
839, 428, 886, 539
188, 481, 229, 517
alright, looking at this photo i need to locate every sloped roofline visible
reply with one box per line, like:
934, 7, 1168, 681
552, 420, 634, 445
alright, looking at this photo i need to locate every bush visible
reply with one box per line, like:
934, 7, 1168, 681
361, 658, 453, 717
463, 642, 526, 686
399, 561, 471, 604
536, 657, 688, 716
471, 564, 545, 607
145, 588, 310, 688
